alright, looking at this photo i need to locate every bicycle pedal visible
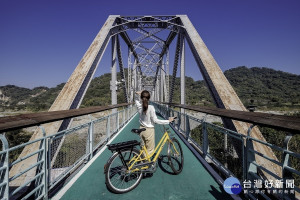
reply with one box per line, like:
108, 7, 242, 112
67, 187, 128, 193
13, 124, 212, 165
151, 162, 157, 172
143, 173, 153, 178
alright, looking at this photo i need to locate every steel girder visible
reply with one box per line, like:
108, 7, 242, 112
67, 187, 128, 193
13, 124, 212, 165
180, 33, 185, 113
111, 16, 184, 98
165, 47, 170, 102
116, 35, 128, 103
111, 35, 118, 106
179, 15, 281, 180
152, 59, 161, 101
10, 15, 119, 186
128, 49, 133, 102
169, 33, 182, 103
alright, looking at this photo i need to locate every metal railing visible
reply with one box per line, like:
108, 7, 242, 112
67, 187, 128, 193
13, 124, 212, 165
0, 105, 137, 200
152, 102, 299, 200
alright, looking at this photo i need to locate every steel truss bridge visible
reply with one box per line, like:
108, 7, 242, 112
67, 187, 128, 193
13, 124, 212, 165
0, 15, 299, 200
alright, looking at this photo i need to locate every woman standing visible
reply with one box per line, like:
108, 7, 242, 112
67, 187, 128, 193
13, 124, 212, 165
135, 90, 175, 155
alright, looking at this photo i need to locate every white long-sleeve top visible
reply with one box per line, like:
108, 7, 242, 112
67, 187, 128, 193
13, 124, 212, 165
135, 100, 169, 128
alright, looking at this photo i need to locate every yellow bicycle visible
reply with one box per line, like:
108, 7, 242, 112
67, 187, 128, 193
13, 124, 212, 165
104, 124, 184, 193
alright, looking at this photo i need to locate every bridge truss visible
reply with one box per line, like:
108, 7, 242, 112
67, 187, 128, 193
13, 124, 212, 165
10, 15, 282, 190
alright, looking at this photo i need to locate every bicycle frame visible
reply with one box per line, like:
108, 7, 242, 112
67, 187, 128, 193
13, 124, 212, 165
127, 129, 179, 172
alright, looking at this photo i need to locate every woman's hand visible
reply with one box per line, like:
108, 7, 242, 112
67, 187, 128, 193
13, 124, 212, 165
136, 91, 142, 95
168, 117, 176, 122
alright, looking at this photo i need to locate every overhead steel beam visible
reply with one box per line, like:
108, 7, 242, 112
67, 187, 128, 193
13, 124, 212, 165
134, 43, 161, 57
121, 15, 176, 21
133, 28, 164, 44
119, 31, 139, 62
133, 28, 165, 44
159, 31, 177, 58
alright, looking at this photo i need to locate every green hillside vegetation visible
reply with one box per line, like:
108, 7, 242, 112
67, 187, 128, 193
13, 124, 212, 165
80, 73, 126, 107
27, 83, 65, 111
0, 85, 47, 110
225, 66, 300, 110
1, 66, 299, 112
0, 84, 64, 112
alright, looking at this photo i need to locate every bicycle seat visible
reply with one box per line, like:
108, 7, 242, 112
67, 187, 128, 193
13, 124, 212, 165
131, 128, 146, 134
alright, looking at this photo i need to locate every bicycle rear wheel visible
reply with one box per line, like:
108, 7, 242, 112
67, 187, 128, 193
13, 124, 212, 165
105, 149, 142, 193
168, 138, 184, 174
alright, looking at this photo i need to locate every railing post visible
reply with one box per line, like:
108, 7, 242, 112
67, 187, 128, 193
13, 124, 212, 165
177, 112, 181, 131
202, 122, 209, 158
117, 111, 119, 131
185, 114, 190, 140
127, 106, 129, 122
0, 134, 9, 200
47, 137, 52, 190
43, 129, 48, 199
282, 133, 294, 199
245, 125, 257, 183
123, 108, 125, 126
87, 121, 94, 160
106, 116, 111, 140
39, 126, 48, 199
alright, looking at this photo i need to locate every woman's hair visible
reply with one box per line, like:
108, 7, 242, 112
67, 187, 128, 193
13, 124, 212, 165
140, 90, 150, 114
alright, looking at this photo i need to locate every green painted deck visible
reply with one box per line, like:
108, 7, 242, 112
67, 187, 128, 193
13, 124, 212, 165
56, 114, 233, 200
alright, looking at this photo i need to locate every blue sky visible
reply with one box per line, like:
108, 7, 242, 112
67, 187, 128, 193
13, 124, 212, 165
0, 0, 299, 88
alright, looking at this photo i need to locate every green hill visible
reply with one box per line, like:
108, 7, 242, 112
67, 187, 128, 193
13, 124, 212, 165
224, 66, 300, 109
0, 66, 299, 112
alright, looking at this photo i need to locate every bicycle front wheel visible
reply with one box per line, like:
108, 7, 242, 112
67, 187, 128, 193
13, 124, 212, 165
105, 149, 143, 193
168, 138, 184, 174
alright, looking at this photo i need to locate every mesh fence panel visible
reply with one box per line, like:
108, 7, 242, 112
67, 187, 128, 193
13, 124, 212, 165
179, 113, 186, 134
170, 110, 180, 131
110, 112, 118, 136
93, 117, 108, 149
189, 118, 203, 150
119, 110, 124, 129
50, 120, 89, 183
206, 123, 244, 180
129, 106, 137, 118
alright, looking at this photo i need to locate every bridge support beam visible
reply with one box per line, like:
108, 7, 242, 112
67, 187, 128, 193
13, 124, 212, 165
179, 14, 282, 180
169, 34, 181, 103
128, 49, 133, 102
180, 33, 185, 115
165, 48, 170, 102
116, 35, 128, 103
111, 35, 118, 111
10, 15, 119, 186
160, 62, 165, 102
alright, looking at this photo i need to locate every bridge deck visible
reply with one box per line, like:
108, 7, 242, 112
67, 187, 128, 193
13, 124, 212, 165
53, 114, 233, 200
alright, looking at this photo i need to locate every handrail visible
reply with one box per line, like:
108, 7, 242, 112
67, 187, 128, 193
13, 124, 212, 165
159, 102, 300, 134
0, 103, 133, 133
